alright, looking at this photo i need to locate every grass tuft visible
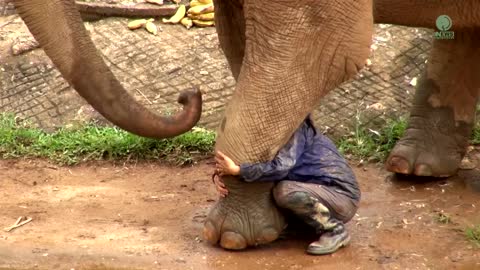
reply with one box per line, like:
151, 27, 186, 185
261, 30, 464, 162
3, 111, 480, 165
470, 123, 480, 145
465, 225, 480, 246
434, 212, 452, 224
337, 117, 407, 162
0, 113, 215, 165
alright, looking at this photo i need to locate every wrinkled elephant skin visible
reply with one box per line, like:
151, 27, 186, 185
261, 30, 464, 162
203, 176, 285, 250
385, 30, 480, 177
373, 1, 480, 178
208, 0, 374, 249
205, 0, 480, 250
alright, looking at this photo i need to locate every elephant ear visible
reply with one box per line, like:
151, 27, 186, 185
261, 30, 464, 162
13, 0, 202, 139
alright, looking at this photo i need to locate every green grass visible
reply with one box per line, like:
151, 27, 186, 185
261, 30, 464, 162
0, 113, 215, 165
337, 115, 480, 162
434, 212, 452, 224
470, 123, 480, 145
337, 117, 407, 162
2, 111, 480, 165
465, 225, 480, 246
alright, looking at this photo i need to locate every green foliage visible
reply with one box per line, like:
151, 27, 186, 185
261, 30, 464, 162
470, 123, 480, 145
0, 113, 215, 165
465, 225, 480, 246
434, 212, 451, 224
336, 108, 480, 161
337, 117, 407, 162
4, 110, 480, 166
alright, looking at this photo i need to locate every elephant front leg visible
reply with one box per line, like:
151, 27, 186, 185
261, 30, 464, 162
386, 31, 480, 177
205, 0, 286, 251
213, 0, 245, 81
203, 176, 285, 250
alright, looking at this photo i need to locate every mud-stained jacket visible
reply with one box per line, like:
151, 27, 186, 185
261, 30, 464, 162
239, 118, 361, 201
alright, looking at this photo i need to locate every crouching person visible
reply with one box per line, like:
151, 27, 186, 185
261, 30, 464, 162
213, 115, 360, 255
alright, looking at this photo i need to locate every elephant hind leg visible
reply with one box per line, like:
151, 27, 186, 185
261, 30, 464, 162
386, 31, 480, 177
386, 77, 473, 177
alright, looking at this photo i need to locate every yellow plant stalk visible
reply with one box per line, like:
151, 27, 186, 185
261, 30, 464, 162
180, 17, 193, 29
192, 19, 214, 27
188, 12, 214, 20
197, 12, 214, 20
190, 0, 202, 7
145, 21, 158, 35
187, 3, 214, 15
127, 19, 148, 30
162, 4, 186, 24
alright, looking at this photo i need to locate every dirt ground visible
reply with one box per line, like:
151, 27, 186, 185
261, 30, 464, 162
0, 156, 479, 270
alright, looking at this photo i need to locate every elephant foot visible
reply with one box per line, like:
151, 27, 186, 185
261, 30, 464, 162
385, 78, 473, 177
203, 176, 285, 250
386, 130, 468, 177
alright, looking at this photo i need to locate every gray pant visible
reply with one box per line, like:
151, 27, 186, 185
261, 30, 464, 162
272, 180, 359, 233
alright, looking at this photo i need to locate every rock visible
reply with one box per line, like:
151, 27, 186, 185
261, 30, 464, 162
367, 102, 385, 111
11, 35, 39, 56
409, 77, 418, 86
460, 157, 477, 170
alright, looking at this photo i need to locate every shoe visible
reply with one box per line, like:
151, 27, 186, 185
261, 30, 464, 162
306, 228, 350, 255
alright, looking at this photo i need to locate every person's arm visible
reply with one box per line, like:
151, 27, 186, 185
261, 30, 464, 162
238, 128, 306, 182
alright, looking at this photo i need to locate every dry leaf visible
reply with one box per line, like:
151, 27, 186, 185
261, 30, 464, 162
146, 0, 164, 5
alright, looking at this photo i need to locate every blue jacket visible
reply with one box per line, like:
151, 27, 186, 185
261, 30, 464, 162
239, 118, 360, 201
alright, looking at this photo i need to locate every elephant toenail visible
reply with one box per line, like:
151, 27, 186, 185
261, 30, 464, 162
386, 156, 411, 174
203, 221, 219, 244
414, 164, 433, 176
256, 227, 279, 244
220, 231, 247, 250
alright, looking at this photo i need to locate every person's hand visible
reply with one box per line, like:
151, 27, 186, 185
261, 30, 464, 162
212, 173, 228, 197
215, 151, 240, 176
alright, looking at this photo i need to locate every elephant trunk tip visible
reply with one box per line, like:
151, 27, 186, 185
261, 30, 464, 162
177, 87, 203, 105
159, 87, 203, 137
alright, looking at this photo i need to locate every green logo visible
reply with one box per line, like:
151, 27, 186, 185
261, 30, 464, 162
436, 15, 452, 31
434, 15, 454, 39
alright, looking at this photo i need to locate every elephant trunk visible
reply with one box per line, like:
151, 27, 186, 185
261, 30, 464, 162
13, 0, 202, 139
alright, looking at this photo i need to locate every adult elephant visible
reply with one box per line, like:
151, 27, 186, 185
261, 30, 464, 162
204, 0, 480, 250
13, 0, 480, 250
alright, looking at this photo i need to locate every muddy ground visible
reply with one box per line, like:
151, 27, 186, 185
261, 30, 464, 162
0, 157, 479, 270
